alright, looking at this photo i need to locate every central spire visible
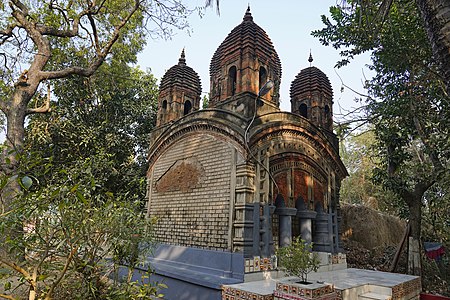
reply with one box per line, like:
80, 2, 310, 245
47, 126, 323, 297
243, 5, 252, 21
209, 6, 282, 109
178, 48, 186, 66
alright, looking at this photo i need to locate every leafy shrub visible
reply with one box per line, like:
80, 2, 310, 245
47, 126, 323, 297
277, 237, 320, 283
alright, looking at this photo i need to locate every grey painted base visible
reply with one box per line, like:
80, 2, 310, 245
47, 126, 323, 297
120, 244, 245, 300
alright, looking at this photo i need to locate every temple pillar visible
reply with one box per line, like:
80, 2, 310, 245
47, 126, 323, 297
260, 202, 276, 257
312, 203, 332, 252
274, 195, 297, 247
295, 197, 317, 246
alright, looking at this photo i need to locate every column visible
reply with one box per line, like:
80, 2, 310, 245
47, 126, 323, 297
295, 197, 317, 246
274, 195, 297, 247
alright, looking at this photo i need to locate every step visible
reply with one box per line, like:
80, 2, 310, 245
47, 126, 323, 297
359, 292, 392, 300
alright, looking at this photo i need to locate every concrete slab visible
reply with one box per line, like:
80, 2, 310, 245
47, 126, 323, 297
222, 268, 421, 300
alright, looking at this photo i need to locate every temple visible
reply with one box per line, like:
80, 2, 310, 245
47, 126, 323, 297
140, 7, 421, 300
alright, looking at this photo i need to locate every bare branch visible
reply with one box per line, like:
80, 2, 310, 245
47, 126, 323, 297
87, 13, 101, 54
204, 0, 220, 15
48, 0, 71, 25
35, 7, 91, 38
0, 24, 17, 45
0, 293, 18, 300
94, 0, 109, 15
35, 2, 90, 38
334, 68, 370, 98
39, 0, 141, 81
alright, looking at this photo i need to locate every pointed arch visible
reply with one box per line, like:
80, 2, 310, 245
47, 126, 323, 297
299, 103, 308, 118
228, 66, 237, 96
259, 66, 267, 92
184, 100, 192, 115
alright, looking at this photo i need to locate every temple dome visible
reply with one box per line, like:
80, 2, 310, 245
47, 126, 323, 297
290, 62, 334, 131
290, 66, 332, 100
156, 50, 202, 127
209, 7, 281, 105
160, 49, 202, 96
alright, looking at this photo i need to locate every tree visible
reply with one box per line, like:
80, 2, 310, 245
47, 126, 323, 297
413, 0, 450, 95
0, 65, 162, 299
314, 0, 450, 275
314, 0, 450, 93
0, 0, 191, 251
25, 64, 159, 208
201, 94, 209, 109
339, 129, 402, 212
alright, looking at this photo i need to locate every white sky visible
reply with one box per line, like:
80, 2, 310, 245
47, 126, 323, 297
137, 0, 373, 122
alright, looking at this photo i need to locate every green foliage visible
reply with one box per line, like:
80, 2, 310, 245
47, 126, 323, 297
0, 63, 161, 299
202, 94, 209, 109
314, 0, 450, 276
276, 237, 320, 283
314, 0, 450, 209
0, 169, 159, 299
106, 275, 168, 300
25, 65, 158, 203
340, 129, 404, 213
422, 177, 450, 245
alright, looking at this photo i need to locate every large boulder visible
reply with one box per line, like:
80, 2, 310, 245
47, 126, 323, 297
340, 204, 406, 249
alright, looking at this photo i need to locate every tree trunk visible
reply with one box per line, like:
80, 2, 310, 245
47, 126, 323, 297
416, 0, 450, 94
1, 89, 29, 259
3, 89, 28, 205
407, 194, 422, 276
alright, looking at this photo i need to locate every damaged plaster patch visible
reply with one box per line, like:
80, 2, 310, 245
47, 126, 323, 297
155, 157, 205, 193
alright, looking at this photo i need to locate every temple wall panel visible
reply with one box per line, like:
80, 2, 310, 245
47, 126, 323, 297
293, 170, 309, 206
148, 133, 234, 250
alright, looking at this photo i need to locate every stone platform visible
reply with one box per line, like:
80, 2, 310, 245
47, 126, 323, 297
222, 268, 421, 300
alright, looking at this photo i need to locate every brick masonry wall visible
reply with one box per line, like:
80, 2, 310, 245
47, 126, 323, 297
148, 133, 233, 250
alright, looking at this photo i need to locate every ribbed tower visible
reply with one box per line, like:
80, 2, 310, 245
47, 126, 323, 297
290, 54, 333, 131
157, 49, 202, 127
209, 6, 282, 108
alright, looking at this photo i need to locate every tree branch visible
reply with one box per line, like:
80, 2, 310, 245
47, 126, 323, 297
25, 84, 51, 115
0, 257, 36, 294
9, 0, 29, 16
0, 258, 31, 279
44, 246, 77, 300
0, 293, 18, 300
334, 68, 370, 98
0, 24, 17, 45
87, 13, 101, 54
38, 0, 141, 81
36, 1, 93, 38
10, 0, 51, 86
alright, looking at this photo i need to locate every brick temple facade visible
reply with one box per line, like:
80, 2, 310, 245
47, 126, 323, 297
143, 7, 349, 300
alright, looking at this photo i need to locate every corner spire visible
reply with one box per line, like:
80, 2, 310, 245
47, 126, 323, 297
308, 50, 313, 67
178, 48, 186, 66
243, 5, 253, 21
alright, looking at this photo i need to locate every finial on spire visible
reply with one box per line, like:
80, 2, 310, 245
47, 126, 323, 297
308, 50, 313, 67
178, 48, 186, 65
243, 4, 252, 21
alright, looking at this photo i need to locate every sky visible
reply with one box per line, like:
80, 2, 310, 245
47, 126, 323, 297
136, 0, 374, 121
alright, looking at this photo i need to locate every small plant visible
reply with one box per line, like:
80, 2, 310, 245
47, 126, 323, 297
276, 237, 320, 283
